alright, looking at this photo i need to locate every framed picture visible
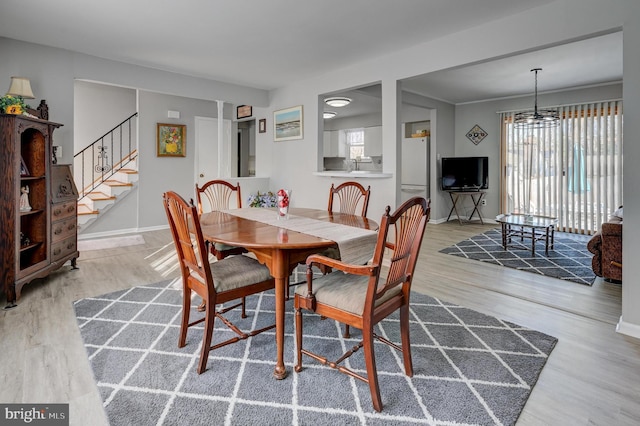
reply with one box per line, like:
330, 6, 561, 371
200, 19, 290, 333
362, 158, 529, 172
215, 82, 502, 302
274, 105, 303, 142
157, 123, 186, 157
259, 118, 266, 133
237, 105, 253, 119
20, 157, 29, 176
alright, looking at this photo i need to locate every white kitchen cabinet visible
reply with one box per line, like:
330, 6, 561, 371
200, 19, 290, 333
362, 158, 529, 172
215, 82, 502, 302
363, 126, 382, 157
323, 130, 344, 157
323, 131, 332, 157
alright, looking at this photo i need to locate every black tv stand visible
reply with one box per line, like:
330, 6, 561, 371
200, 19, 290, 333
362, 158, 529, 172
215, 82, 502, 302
445, 190, 485, 225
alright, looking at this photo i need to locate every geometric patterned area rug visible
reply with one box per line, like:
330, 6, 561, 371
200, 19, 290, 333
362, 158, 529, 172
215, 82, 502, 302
440, 228, 595, 286
74, 279, 557, 426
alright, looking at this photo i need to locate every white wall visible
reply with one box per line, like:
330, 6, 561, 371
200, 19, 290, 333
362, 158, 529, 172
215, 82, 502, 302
74, 81, 137, 153
0, 37, 269, 166
620, 0, 640, 336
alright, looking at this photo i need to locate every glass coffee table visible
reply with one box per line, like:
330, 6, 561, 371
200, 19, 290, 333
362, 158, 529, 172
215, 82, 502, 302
495, 214, 558, 256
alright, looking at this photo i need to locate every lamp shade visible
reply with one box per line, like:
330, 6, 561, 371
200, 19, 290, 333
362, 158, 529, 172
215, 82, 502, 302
6, 77, 35, 99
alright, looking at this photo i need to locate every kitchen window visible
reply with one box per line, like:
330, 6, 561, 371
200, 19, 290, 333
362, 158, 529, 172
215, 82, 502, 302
344, 128, 371, 161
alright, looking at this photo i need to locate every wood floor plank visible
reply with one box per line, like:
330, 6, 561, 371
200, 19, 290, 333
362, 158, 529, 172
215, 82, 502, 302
1, 224, 638, 426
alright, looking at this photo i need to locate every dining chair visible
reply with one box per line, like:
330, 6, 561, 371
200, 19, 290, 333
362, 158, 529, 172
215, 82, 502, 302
294, 196, 430, 412
303, 181, 372, 330
195, 180, 248, 260
328, 181, 371, 216
286, 182, 372, 301
163, 191, 276, 374
195, 180, 249, 312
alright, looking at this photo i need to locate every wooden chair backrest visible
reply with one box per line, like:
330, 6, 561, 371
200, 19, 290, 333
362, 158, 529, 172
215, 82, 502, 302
163, 191, 214, 297
195, 180, 242, 214
328, 181, 371, 217
364, 197, 430, 316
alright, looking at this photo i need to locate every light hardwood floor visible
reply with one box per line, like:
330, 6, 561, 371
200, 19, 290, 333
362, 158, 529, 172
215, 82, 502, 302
1, 222, 638, 425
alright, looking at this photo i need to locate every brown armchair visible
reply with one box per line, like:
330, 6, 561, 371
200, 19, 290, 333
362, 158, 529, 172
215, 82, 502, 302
587, 214, 622, 282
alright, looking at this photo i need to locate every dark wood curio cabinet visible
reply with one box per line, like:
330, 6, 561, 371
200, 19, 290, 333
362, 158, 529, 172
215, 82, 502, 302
0, 113, 79, 308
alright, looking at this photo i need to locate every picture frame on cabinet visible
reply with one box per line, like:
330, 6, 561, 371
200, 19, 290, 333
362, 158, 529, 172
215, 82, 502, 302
157, 123, 186, 157
259, 118, 266, 133
274, 105, 303, 142
20, 157, 29, 176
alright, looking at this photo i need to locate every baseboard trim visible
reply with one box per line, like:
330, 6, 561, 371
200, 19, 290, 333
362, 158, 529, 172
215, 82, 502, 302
78, 224, 169, 240
616, 316, 640, 339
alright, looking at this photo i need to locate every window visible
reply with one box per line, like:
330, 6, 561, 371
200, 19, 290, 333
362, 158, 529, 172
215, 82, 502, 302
501, 101, 623, 234
344, 128, 370, 161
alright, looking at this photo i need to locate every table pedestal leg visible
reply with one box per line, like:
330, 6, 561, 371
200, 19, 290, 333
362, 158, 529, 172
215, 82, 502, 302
272, 251, 288, 380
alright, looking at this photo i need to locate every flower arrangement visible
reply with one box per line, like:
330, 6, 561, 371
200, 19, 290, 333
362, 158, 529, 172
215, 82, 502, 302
248, 191, 277, 208
0, 95, 28, 115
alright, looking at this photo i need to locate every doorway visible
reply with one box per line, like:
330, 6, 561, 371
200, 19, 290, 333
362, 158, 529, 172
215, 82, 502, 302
194, 116, 232, 187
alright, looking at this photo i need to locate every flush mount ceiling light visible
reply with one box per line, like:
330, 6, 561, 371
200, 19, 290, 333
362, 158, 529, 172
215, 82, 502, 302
324, 96, 352, 108
323, 111, 337, 119
514, 68, 559, 128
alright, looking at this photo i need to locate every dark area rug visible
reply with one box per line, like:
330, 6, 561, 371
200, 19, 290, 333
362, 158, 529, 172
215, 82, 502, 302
440, 228, 595, 286
74, 280, 557, 426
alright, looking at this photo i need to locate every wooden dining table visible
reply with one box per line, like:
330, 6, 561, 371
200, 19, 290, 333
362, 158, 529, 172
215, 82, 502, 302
199, 207, 378, 380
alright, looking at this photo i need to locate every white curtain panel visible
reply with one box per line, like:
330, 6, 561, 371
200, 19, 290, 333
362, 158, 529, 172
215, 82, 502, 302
501, 100, 623, 234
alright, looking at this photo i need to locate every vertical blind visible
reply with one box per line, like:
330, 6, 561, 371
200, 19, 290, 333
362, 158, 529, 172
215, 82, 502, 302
501, 100, 623, 234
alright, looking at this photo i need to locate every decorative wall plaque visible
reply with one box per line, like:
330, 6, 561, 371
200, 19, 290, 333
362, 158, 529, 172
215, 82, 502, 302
237, 105, 253, 119
466, 124, 488, 145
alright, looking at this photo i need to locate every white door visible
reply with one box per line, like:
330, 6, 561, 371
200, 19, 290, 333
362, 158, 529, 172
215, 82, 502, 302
195, 116, 232, 186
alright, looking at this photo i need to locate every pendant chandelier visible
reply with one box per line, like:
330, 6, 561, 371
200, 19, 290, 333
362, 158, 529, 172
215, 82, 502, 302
514, 68, 559, 128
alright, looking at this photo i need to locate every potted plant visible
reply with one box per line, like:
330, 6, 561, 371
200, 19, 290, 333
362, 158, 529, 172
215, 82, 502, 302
0, 95, 28, 115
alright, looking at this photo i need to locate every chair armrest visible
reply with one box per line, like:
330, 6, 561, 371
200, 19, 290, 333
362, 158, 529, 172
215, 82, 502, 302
587, 233, 601, 254
306, 254, 378, 276
299, 254, 379, 311
601, 222, 622, 237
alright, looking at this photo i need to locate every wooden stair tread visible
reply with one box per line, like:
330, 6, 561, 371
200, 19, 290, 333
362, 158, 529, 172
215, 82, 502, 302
103, 180, 133, 187
87, 192, 116, 201
77, 204, 98, 215
117, 169, 138, 174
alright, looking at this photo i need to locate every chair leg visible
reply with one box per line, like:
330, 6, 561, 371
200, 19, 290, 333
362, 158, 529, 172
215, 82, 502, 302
285, 276, 290, 301
241, 296, 247, 318
399, 304, 413, 377
363, 327, 382, 412
294, 306, 304, 373
197, 302, 216, 374
343, 325, 351, 338
178, 289, 191, 348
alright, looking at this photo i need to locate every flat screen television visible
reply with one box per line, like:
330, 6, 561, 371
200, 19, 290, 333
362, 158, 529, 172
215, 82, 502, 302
441, 156, 489, 191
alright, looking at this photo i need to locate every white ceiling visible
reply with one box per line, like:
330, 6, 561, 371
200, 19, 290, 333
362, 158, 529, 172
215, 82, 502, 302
0, 0, 622, 106
402, 31, 623, 104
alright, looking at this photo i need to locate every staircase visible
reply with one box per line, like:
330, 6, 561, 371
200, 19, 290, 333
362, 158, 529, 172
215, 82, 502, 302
77, 154, 138, 230
74, 113, 138, 232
